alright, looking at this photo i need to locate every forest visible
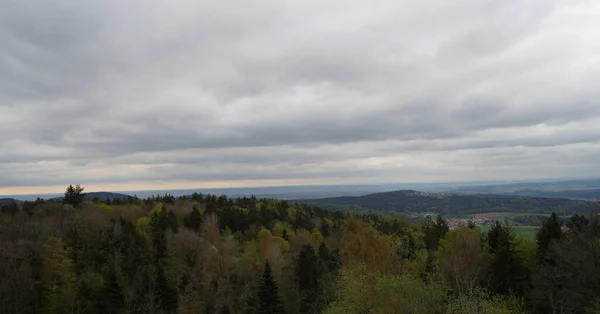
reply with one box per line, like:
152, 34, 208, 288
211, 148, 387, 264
298, 190, 589, 216
1, 185, 599, 314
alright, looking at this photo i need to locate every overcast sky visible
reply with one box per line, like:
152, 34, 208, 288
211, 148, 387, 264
1, 0, 600, 195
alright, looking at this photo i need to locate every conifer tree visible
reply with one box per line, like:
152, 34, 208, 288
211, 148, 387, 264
99, 265, 124, 314
536, 212, 563, 264
63, 184, 85, 208
296, 244, 322, 313
155, 262, 179, 313
258, 261, 284, 314
167, 210, 179, 233
183, 206, 203, 232
487, 221, 530, 296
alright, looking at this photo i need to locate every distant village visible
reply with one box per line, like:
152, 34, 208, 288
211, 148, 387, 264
446, 217, 491, 229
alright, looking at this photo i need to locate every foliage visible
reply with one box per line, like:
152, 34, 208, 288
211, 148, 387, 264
436, 227, 489, 294
1, 185, 599, 314
64, 184, 86, 208
299, 190, 589, 215
258, 261, 284, 314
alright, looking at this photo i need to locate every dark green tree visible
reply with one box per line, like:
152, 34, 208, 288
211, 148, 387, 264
149, 211, 168, 260
63, 184, 86, 208
167, 210, 179, 233
155, 262, 179, 313
0, 202, 19, 216
183, 206, 204, 232
98, 265, 124, 314
487, 221, 530, 297
422, 215, 449, 252
295, 244, 323, 313
258, 261, 284, 314
536, 212, 562, 264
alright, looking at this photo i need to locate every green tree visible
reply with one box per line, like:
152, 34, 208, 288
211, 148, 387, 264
63, 184, 86, 208
447, 287, 526, 314
167, 210, 179, 233
98, 265, 124, 314
41, 236, 77, 314
183, 206, 203, 232
325, 268, 446, 314
535, 212, 562, 264
437, 227, 489, 294
155, 262, 179, 313
422, 215, 449, 251
295, 244, 323, 313
486, 221, 530, 297
258, 261, 284, 314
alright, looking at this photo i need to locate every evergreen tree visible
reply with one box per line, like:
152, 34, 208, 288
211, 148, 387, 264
258, 261, 284, 314
155, 262, 179, 313
150, 211, 168, 260
167, 210, 179, 233
487, 221, 530, 297
422, 215, 449, 252
536, 212, 562, 264
98, 265, 124, 314
296, 244, 322, 313
183, 206, 204, 232
63, 184, 86, 208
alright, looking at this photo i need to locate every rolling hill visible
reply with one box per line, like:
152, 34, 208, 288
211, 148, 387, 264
0, 198, 22, 206
85, 191, 133, 201
295, 190, 591, 216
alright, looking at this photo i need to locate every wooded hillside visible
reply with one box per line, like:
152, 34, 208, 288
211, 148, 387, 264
1, 186, 599, 313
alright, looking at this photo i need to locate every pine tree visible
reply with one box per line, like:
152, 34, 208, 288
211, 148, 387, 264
258, 261, 284, 314
63, 184, 85, 208
167, 210, 179, 233
536, 212, 563, 264
487, 221, 530, 296
422, 215, 449, 251
155, 262, 179, 313
296, 244, 324, 313
98, 265, 124, 313
183, 206, 204, 232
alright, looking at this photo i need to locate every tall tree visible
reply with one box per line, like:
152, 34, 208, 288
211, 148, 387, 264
437, 227, 489, 294
422, 215, 449, 252
98, 265, 124, 314
258, 261, 284, 314
295, 244, 323, 313
41, 237, 77, 314
63, 184, 86, 208
535, 212, 562, 264
155, 262, 179, 313
183, 206, 203, 232
487, 221, 530, 297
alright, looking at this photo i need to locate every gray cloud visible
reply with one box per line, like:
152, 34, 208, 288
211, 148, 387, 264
1, 0, 600, 191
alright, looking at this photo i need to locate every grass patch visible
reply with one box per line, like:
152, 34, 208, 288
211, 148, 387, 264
479, 225, 539, 239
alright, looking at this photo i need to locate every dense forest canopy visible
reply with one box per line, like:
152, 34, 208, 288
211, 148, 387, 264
1, 186, 599, 313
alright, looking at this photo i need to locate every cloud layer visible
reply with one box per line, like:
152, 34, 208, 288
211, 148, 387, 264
1, 0, 600, 193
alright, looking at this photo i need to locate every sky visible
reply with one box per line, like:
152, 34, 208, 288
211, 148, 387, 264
1, 0, 600, 195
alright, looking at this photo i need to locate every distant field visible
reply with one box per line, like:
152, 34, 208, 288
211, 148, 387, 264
479, 225, 538, 239
472, 212, 550, 219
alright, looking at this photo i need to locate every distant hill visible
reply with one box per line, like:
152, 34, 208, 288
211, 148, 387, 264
295, 190, 591, 216
494, 189, 600, 200
441, 179, 600, 200
0, 198, 22, 206
85, 192, 132, 201
52, 192, 133, 202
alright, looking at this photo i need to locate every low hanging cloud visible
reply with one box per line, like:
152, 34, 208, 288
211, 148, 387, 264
1, 0, 600, 193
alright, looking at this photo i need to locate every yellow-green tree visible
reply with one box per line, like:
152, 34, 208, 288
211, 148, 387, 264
436, 227, 489, 294
42, 236, 77, 314
325, 267, 446, 314
342, 217, 392, 274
